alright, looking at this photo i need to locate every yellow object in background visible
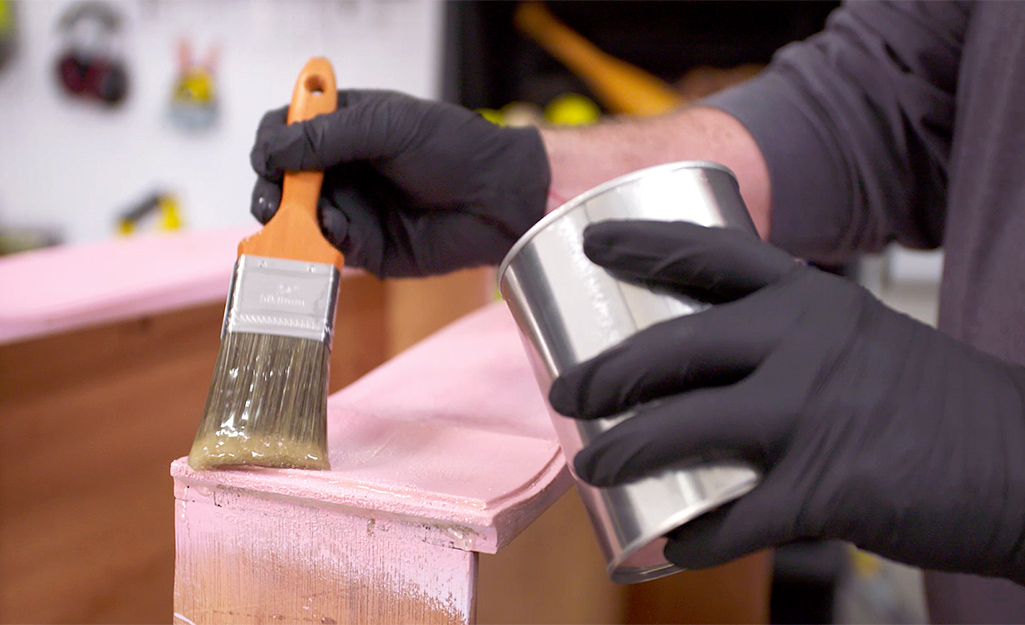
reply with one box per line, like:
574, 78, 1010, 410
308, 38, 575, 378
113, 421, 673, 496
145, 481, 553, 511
850, 546, 881, 578
0, 1, 12, 31
174, 66, 215, 106
169, 38, 219, 131
0, 0, 16, 72
477, 108, 504, 125
157, 194, 183, 231
117, 192, 183, 235
514, 1, 683, 117
479, 95, 600, 128
544, 93, 601, 126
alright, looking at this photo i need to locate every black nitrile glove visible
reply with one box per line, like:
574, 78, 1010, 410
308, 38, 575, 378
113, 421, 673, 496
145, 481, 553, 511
250, 90, 550, 277
548, 220, 1025, 582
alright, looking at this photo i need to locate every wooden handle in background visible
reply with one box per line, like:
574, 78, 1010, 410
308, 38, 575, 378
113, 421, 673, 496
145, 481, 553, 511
238, 57, 344, 269
514, 2, 683, 117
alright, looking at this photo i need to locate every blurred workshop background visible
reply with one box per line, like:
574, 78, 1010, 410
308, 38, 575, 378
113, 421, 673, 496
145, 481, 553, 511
0, 1, 940, 623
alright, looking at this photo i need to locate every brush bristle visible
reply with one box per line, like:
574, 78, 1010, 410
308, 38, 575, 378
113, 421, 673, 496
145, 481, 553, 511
188, 332, 330, 470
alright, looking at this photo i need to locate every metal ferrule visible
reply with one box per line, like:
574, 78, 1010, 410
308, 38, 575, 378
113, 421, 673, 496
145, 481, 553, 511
221, 255, 340, 346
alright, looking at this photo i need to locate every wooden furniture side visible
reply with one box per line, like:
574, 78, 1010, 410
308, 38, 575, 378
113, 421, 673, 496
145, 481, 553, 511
0, 273, 386, 624
383, 268, 496, 356
477, 489, 772, 625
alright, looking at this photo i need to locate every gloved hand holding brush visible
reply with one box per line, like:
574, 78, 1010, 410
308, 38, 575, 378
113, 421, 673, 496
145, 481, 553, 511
549, 220, 1025, 583
250, 89, 550, 278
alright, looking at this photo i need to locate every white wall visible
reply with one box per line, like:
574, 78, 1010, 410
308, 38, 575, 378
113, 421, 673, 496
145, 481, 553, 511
0, 0, 444, 243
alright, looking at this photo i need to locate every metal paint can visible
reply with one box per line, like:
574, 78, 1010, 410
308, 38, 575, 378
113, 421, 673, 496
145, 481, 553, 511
497, 161, 761, 583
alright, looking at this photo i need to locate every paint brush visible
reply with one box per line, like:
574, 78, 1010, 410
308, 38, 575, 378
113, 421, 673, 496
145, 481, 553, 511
188, 58, 342, 470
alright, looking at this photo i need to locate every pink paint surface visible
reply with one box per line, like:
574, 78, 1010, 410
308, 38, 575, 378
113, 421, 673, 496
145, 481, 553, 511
175, 478, 479, 623
172, 303, 571, 553
0, 228, 252, 343
0, 227, 367, 344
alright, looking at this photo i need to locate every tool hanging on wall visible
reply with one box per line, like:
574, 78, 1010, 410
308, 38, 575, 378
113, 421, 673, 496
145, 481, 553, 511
54, 1, 129, 107
168, 38, 219, 131
116, 191, 183, 236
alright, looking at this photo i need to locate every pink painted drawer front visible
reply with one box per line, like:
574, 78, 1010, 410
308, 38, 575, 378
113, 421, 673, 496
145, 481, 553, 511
171, 303, 571, 553
0, 227, 369, 344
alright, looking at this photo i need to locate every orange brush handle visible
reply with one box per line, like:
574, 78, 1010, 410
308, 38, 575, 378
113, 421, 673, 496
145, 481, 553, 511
238, 57, 344, 270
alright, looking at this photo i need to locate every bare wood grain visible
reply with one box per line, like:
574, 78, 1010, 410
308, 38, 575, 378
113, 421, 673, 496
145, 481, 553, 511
384, 268, 494, 357
624, 550, 772, 624
478, 488, 771, 625
1, 304, 224, 624
477, 489, 629, 624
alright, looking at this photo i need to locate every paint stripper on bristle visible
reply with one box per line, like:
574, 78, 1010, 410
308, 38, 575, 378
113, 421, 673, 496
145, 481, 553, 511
188, 58, 343, 471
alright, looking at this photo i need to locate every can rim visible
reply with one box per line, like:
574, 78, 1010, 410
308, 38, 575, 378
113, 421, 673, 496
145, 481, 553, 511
606, 464, 759, 583
497, 160, 737, 284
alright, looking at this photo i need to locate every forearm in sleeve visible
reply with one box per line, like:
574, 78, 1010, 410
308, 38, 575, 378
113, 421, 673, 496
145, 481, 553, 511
702, 0, 966, 264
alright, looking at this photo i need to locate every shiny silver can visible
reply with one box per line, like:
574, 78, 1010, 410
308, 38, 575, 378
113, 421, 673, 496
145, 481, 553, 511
498, 161, 761, 583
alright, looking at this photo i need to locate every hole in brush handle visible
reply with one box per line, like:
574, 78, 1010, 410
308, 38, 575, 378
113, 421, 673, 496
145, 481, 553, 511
289, 59, 336, 124
305, 76, 325, 95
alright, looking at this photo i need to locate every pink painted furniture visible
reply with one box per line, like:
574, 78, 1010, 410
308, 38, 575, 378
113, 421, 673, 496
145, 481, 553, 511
1, 229, 771, 624
0, 228, 255, 345
170, 303, 573, 624
0, 230, 393, 623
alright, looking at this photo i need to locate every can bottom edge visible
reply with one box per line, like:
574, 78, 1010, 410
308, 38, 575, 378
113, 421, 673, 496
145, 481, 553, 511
606, 472, 760, 584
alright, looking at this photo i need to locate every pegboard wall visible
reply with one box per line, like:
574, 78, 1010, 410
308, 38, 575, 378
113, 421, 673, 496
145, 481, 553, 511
0, 0, 444, 244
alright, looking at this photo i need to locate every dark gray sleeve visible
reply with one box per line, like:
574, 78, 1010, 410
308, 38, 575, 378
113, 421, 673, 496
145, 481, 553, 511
701, 0, 968, 263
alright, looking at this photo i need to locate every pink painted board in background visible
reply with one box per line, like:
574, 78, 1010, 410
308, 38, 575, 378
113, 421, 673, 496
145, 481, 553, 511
0, 227, 364, 345
0, 228, 253, 344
